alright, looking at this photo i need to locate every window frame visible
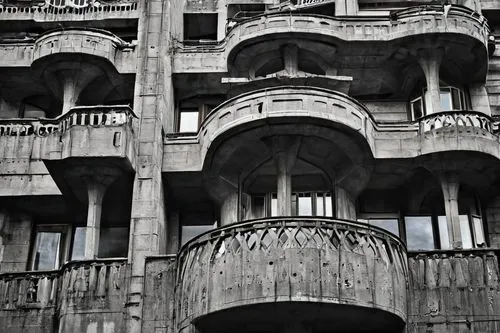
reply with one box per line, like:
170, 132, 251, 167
29, 224, 72, 271
357, 212, 401, 237
409, 85, 468, 121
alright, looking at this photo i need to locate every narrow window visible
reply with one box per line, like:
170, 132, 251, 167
404, 216, 435, 251
178, 109, 199, 133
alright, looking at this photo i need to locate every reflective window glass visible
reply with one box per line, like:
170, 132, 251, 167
33, 232, 61, 270
368, 219, 399, 237
71, 227, 86, 261
437, 216, 451, 250
459, 215, 473, 249
404, 216, 435, 250
179, 111, 199, 132
181, 225, 215, 246
440, 91, 453, 111
298, 194, 312, 216
473, 216, 485, 246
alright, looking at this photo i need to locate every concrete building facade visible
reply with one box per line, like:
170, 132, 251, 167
0, 0, 500, 332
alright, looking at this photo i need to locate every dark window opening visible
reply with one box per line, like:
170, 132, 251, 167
184, 13, 218, 42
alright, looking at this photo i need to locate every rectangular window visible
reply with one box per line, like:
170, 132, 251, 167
440, 91, 453, 111
71, 227, 86, 261
184, 13, 218, 42
30, 225, 72, 271
437, 216, 451, 250
98, 227, 129, 258
404, 216, 436, 251
410, 96, 424, 120
368, 218, 399, 237
297, 193, 312, 216
459, 215, 474, 249
178, 109, 199, 133
472, 215, 486, 246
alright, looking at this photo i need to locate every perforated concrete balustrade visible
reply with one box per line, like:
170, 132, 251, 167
0, 105, 135, 137
0, 258, 127, 311
0, 0, 138, 20
176, 217, 408, 331
407, 250, 500, 332
419, 111, 494, 134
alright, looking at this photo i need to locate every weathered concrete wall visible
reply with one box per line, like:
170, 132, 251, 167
0, 211, 32, 272
487, 196, 500, 248
407, 251, 500, 332
141, 256, 176, 333
364, 101, 409, 122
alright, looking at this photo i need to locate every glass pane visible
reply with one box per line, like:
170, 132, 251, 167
179, 111, 199, 132
98, 227, 129, 258
369, 219, 399, 237
298, 194, 312, 216
181, 225, 214, 246
291, 194, 297, 216
411, 98, 423, 119
316, 195, 324, 216
325, 193, 333, 217
440, 91, 452, 111
404, 216, 435, 251
34, 232, 61, 270
451, 88, 462, 110
271, 194, 278, 217
71, 227, 86, 261
437, 216, 451, 250
473, 217, 485, 246
460, 215, 473, 249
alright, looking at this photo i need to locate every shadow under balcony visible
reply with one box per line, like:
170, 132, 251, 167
176, 217, 408, 333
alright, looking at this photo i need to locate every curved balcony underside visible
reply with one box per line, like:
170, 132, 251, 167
176, 217, 408, 333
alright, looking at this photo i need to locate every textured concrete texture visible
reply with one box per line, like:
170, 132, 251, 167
0, 1, 500, 333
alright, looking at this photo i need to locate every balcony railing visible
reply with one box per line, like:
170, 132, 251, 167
407, 249, 500, 330
0, 105, 136, 138
0, 0, 138, 19
177, 217, 408, 331
0, 258, 127, 311
418, 111, 493, 134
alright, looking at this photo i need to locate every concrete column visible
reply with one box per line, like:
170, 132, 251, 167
83, 181, 107, 259
221, 191, 239, 226
267, 136, 301, 216
417, 48, 444, 115
335, 186, 356, 220
439, 173, 462, 249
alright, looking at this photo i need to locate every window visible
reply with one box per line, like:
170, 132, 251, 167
30, 225, 84, 271
358, 216, 400, 237
404, 216, 437, 251
409, 85, 467, 120
184, 14, 218, 42
176, 96, 224, 133
178, 109, 199, 133
268, 192, 332, 217
98, 227, 129, 258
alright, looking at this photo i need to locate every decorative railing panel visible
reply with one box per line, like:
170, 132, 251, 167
0, 258, 127, 312
418, 111, 493, 134
176, 218, 408, 330
0, 105, 135, 138
407, 250, 500, 332
0, 270, 60, 309
0, 0, 138, 20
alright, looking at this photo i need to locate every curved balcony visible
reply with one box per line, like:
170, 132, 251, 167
223, 6, 488, 63
418, 110, 500, 158
199, 86, 375, 166
176, 217, 408, 333
32, 28, 135, 72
